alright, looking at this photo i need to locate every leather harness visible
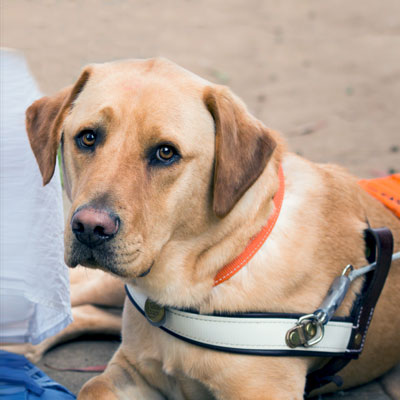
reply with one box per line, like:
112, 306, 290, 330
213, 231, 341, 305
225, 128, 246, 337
126, 167, 397, 395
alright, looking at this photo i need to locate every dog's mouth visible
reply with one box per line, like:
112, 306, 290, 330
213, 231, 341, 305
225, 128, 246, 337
138, 261, 154, 278
66, 240, 152, 279
69, 251, 128, 277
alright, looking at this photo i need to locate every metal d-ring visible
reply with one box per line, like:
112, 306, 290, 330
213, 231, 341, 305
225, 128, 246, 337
342, 264, 354, 277
285, 313, 325, 349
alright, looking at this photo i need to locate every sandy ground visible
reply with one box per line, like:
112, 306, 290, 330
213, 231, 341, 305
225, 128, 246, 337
1, 0, 399, 398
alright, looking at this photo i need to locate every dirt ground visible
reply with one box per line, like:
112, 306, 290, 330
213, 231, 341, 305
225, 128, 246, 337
1, 0, 399, 398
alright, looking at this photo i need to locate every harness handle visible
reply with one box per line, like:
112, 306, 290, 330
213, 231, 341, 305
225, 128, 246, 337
305, 227, 394, 395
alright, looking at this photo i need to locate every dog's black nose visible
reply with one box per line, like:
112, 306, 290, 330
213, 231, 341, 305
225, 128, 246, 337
71, 207, 119, 247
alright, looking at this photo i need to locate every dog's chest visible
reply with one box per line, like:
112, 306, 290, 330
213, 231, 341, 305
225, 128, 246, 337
122, 300, 221, 388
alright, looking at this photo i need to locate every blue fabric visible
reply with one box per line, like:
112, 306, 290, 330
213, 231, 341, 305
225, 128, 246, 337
0, 351, 76, 399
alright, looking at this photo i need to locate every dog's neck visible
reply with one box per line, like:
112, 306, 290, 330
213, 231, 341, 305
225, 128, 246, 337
133, 157, 283, 309
212, 164, 285, 287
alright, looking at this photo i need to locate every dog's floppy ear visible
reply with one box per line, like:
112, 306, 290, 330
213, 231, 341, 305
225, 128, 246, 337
25, 68, 92, 185
204, 86, 277, 218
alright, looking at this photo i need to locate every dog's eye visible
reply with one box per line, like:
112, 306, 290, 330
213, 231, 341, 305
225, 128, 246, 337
156, 146, 175, 161
77, 130, 97, 149
148, 144, 180, 167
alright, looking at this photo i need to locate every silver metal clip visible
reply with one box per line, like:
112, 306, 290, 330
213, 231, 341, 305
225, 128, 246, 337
285, 313, 325, 348
285, 264, 355, 348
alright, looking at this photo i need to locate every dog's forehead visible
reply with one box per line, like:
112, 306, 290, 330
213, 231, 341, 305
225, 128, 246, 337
72, 59, 207, 114
66, 59, 214, 143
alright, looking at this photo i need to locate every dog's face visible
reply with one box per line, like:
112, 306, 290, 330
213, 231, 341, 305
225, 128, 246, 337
59, 61, 217, 278
26, 58, 277, 280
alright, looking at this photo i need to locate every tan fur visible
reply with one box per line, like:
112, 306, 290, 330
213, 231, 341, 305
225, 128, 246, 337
26, 68, 92, 185
203, 86, 277, 217
25, 58, 400, 399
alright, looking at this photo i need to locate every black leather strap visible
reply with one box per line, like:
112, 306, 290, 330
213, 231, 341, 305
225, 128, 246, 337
346, 228, 393, 355
305, 227, 394, 395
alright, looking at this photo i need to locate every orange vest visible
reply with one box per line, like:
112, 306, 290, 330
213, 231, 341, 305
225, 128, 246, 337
359, 174, 400, 219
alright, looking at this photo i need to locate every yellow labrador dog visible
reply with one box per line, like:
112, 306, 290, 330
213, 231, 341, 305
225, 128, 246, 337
26, 58, 399, 399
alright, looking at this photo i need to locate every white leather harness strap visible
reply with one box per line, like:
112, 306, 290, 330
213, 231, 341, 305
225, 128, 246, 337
125, 227, 394, 394
125, 284, 353, 356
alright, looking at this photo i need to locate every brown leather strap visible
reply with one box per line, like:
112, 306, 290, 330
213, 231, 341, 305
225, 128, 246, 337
347, 227, 393, 355
305, 227, 394, 395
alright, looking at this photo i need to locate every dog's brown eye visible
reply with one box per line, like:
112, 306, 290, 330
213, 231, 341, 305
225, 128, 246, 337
149, 144, 180, 167
81, 131, 96, 147
157, 146, 174, 161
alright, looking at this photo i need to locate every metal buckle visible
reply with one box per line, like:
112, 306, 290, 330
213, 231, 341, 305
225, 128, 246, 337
285, 314, 325, 348
144, 298, 166, 327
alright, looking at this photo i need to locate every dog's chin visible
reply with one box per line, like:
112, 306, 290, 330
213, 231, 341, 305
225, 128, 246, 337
82, 260, 153, 280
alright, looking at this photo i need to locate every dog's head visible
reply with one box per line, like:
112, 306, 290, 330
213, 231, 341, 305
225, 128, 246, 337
26, 58, 279, 280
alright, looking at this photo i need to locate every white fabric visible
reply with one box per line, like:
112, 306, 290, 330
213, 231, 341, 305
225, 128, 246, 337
126, 285, 353, 354
0, 49, 72, 344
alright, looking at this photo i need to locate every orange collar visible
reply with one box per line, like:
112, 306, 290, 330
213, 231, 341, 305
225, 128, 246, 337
213, 165, 285, 287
